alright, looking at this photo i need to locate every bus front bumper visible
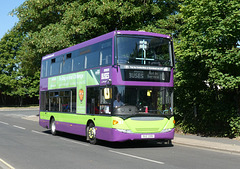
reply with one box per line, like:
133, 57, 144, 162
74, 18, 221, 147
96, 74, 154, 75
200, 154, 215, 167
96, 127, 175, 142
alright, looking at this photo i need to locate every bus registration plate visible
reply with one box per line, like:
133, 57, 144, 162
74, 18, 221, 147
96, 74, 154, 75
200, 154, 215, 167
141, 134, 155, 139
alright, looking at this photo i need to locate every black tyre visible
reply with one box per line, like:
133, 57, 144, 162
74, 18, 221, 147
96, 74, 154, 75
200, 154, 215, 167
87, 123, 97, 144
50, 118, 57, 135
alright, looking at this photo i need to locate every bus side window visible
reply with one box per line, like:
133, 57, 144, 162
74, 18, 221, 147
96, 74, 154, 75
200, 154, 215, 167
49, 91, 60, 112
62, 53, 72, 74
72, 54, 84, 72
86, 51, 100, 69
100, 39, 112, 66
41, 60, 47, 78
42, 60, 51, 78
50, 56, 62, 76
87, 87, 100, 114
45, 89, 76, 113
100, 48, 112, 66
40, 91, 48, 111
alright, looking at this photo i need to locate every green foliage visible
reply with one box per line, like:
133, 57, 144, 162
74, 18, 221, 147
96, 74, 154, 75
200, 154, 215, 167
12, 0, 180, 75
0, 29, 22, 95
178, 0, 240, 90
229, 117, 240, 137
1, 0, 180, 105
175, 0, 240, 137
0, 27, 40, 105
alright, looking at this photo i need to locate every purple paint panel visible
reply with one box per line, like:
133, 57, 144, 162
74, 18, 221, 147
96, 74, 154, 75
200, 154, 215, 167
100, 66, 112, 85
96, 127, 175, 142
56, 121, 86, 136
111, 66, 174, 87
39, 118, 86, 136
39, 119, 49, 129
40, 78, 48, 91
116, 30, 171, 39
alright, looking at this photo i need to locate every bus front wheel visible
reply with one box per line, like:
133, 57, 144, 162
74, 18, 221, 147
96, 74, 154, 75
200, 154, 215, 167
50, 118, 57, 136
87, 123, 97, 144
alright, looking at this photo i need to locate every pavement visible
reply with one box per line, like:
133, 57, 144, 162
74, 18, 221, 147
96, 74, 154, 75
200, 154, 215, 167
1, 106, 240, 154
173, 133, 240, 154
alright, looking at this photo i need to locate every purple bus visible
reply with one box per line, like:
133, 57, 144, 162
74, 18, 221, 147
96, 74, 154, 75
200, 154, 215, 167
39, 30, 175, 144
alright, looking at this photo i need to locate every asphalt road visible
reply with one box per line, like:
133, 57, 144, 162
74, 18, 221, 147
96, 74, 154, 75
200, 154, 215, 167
0, 108, 239, 169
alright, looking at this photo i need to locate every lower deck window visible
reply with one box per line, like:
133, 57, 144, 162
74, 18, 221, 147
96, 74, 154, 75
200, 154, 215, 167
40, 88, 76, 113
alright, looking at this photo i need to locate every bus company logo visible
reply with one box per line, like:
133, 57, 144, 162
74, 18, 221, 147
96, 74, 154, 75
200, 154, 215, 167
101, 72, 109, 80
78, 89, 84, 103
103, 68, 110, 72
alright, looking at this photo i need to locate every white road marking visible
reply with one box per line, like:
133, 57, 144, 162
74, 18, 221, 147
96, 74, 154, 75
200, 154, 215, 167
0, 121, 9, 125
31, 130, 49, 136
13, 125, 26, 130
60, 138, 89, 147
109, 150, 165, 165
32, 130, 89, 146
0, 158, 15, 169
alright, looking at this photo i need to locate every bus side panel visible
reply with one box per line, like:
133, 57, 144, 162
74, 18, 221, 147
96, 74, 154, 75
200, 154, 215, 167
39, 112, 113, 137
39, 111, 50, 129
39, 118, 50, 129
56, 121, 86, 136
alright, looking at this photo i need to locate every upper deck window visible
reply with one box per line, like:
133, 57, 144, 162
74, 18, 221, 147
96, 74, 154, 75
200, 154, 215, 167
41, 38, 112, 79
116, 35, 172, 67
50, 56, 62, 76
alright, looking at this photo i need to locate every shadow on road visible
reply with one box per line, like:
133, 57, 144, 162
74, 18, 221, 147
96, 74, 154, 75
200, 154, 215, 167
98, 140, 174, 149
42, 130, 174, 149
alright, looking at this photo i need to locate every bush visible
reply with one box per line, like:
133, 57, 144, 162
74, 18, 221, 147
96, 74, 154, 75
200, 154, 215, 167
229, 117, 240, 138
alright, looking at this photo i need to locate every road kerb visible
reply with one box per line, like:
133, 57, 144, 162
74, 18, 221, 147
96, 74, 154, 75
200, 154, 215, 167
173, 136, 240, 154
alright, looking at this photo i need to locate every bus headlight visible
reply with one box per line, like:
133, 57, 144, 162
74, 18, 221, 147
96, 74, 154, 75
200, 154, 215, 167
161, 128, 173, 133
116, 129, 133, 133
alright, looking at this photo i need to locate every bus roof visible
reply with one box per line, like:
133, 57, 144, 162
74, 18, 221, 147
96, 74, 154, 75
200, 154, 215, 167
42, 30, 171, 61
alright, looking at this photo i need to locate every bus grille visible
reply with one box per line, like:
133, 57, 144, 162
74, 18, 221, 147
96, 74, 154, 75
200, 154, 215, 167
130, 117, 164, 121
135, 128, 159, 132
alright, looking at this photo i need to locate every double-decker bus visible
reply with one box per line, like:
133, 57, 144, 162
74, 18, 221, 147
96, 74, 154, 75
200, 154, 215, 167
39, 30, 175, 144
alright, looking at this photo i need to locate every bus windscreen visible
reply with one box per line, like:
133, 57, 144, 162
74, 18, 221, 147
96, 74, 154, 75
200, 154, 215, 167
117, 35, 172, 66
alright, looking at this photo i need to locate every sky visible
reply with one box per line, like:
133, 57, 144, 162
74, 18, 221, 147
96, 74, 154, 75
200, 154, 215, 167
0, 0, 26, 39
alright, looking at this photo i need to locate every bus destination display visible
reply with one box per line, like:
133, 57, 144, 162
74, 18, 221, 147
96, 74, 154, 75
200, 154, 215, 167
122, 69, 170, 82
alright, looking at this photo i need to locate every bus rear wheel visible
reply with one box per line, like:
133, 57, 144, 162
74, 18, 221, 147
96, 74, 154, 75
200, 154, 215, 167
50, 118, 57, 136
87, 123, 97, 144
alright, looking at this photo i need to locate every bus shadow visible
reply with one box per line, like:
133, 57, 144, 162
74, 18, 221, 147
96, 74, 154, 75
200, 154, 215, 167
43, 130, 88, 143
97, 140, 174, 149
43, 130, 174, 149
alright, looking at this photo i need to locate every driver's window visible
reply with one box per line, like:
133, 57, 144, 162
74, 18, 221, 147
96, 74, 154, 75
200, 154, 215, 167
100, 88, 112, 114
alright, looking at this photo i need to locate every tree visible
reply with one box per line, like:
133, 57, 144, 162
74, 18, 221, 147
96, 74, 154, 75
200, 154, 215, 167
175, 0, 240, 136
10, 0, 180, 96
0, 28, 26, 105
